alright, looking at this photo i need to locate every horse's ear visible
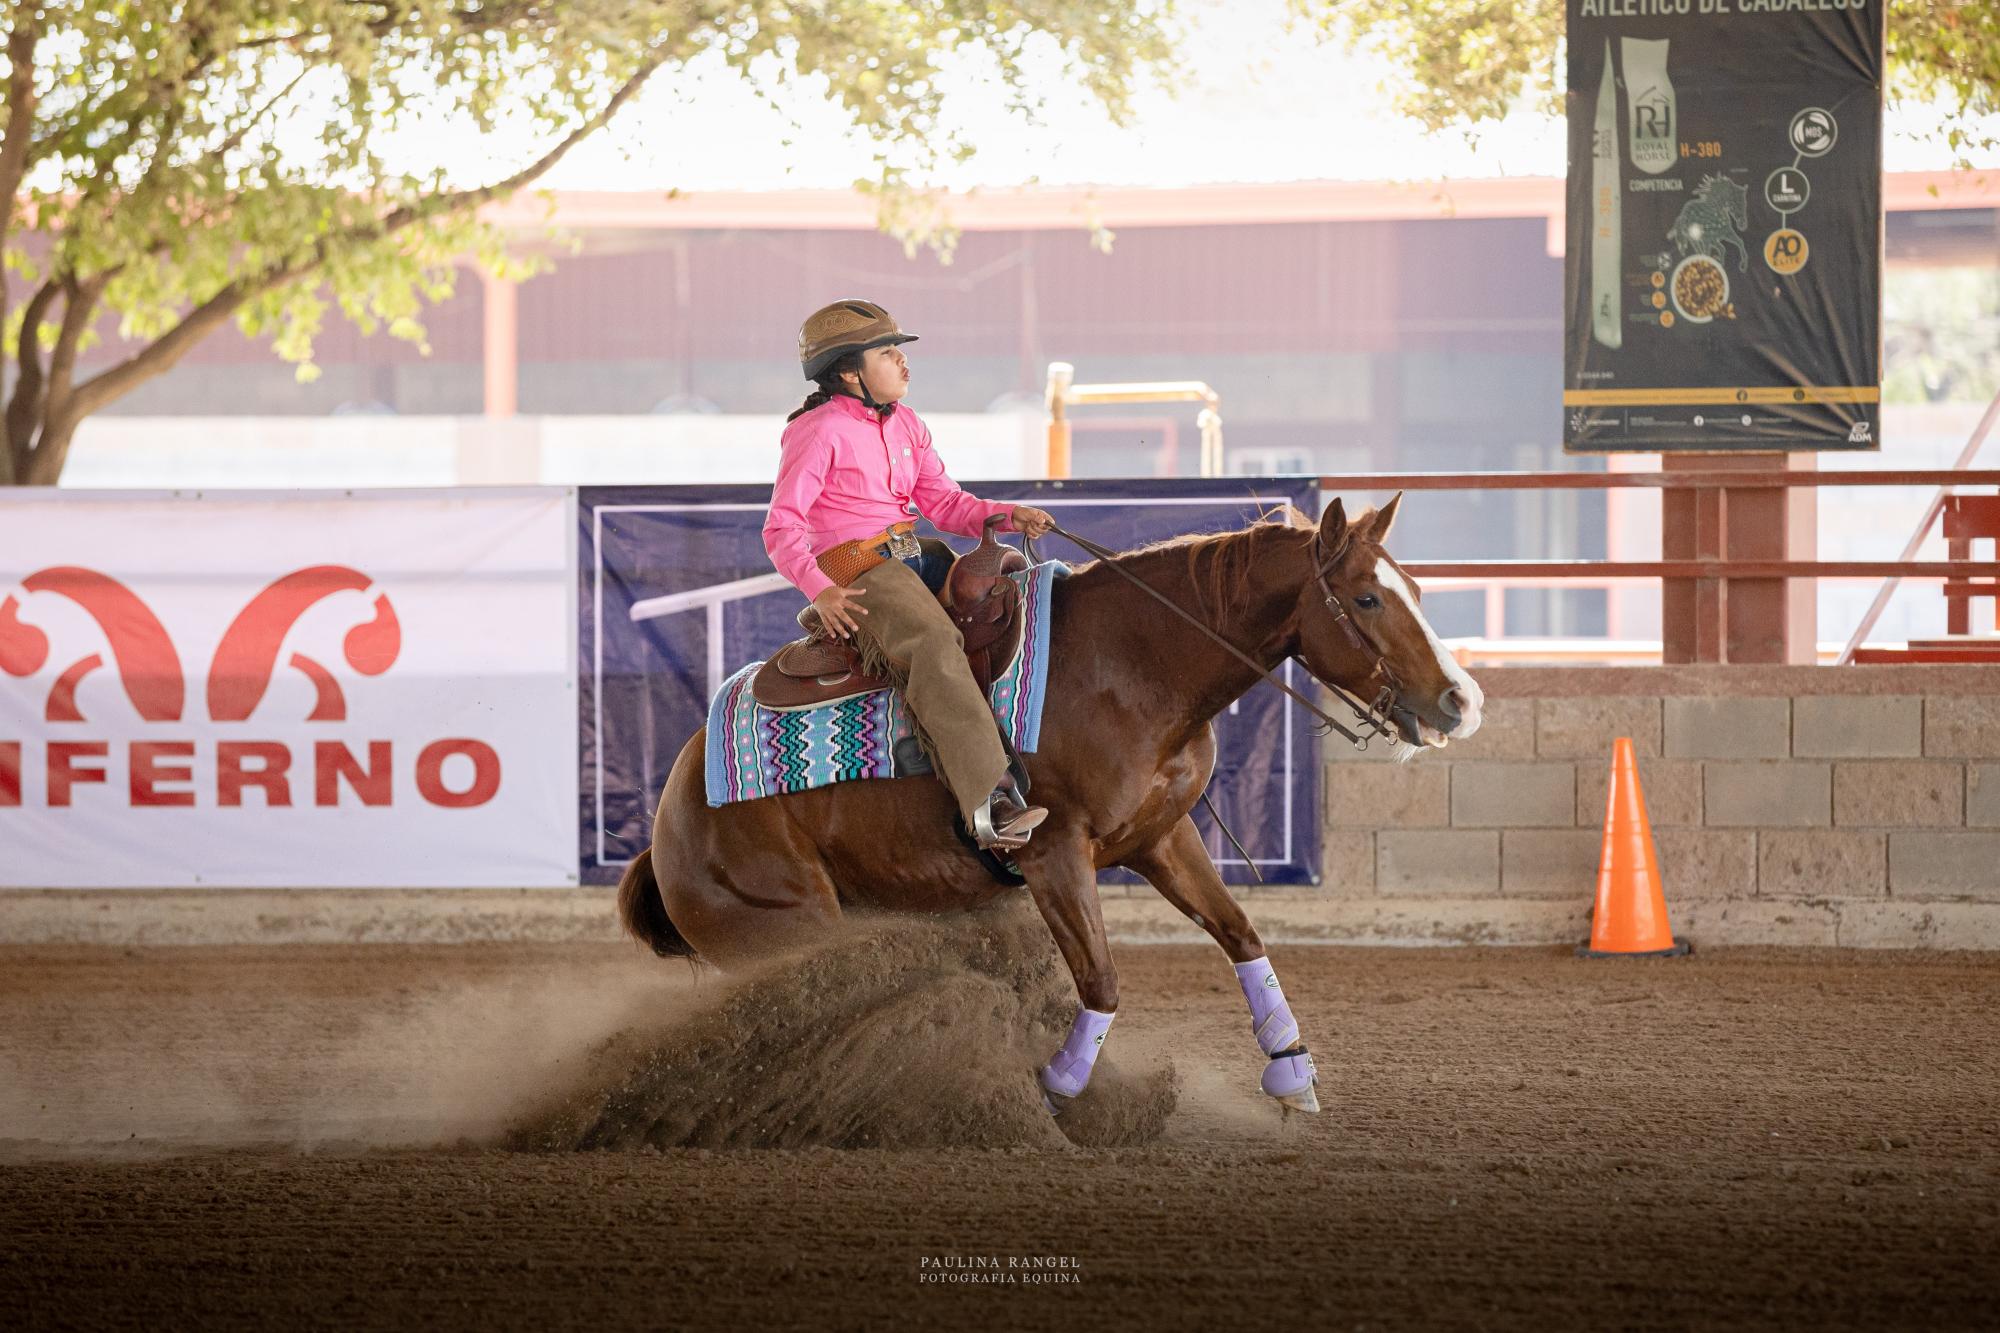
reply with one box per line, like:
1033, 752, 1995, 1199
1319, 497, 1349, 556
1364, 492, 1404, 545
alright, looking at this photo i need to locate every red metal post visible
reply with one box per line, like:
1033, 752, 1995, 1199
1948, 509, 1970, 635
1661, 454, 1818, 663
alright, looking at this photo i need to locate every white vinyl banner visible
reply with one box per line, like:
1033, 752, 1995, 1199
0, 490, 577, 887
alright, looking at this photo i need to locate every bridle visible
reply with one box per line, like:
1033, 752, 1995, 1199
1034, 522, 1405, 751
1309, 530, 1406, 748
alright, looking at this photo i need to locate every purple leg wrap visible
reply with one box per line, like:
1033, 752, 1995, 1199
1235, 956, 1317, 1100
1039, 1007, 1115, 1100
1234, 956, 1301, 1055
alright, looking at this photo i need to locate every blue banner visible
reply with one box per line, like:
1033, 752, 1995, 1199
578, 478, 1322, 886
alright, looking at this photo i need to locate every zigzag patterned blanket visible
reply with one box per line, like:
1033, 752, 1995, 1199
705, 561, 1065, 807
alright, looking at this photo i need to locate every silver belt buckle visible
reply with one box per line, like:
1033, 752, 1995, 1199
885, 527, 920, 560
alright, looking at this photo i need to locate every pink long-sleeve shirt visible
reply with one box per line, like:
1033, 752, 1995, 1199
763, 394, 1014, 602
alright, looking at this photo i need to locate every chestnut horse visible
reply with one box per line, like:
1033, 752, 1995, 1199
617, 495, 1484, 1113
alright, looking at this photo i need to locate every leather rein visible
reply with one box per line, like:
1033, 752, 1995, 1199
1030, 522, 1404, 751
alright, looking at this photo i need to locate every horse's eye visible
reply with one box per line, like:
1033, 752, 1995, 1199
1354, 594, 1380, 610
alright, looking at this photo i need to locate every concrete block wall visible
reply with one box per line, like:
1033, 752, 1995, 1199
1317, 666, 2000, 948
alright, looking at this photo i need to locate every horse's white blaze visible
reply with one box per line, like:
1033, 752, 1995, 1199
1374, 558, 1484, 740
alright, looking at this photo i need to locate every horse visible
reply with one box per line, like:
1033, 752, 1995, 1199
1668, 173, 1751, 273
616, 493, 1484, 1113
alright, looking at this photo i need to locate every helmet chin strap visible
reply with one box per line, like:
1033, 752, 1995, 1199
841, 369, 891, 416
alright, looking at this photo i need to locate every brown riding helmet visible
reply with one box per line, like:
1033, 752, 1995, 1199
798, 299, 919, 381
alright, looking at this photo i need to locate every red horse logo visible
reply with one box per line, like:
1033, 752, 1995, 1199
207, 567, 401, 723
0, 568, 185, 722
0, 565, 399, 724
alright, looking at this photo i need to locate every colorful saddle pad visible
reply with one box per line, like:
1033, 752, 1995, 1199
705, 561, 1065, 807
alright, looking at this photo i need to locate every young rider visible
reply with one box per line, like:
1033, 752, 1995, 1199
763, 300, 1058, 850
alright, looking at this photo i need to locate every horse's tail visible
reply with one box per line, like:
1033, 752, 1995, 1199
615, 847, 697, 960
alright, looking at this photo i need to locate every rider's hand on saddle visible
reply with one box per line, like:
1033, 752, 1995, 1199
1011, 505, 1056, 539
812, 584, 868, 639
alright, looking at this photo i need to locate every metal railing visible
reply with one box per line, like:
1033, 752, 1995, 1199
1317, 469, 2000, 662
622, 468, 2000, 685
1834, 391, 2000, 662
1046, 362, 1225, 477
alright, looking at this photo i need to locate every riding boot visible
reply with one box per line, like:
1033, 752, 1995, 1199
849, 557, 1053, 846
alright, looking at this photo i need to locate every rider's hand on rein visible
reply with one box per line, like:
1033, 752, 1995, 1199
1011, 506, 1056, 539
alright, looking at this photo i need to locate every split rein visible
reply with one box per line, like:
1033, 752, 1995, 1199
1026, 522, 1401, 753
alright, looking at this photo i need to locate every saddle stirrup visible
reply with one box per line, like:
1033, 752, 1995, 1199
973, 786, 1047, 851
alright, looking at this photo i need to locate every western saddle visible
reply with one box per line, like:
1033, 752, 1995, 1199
751, 515, 1030, 711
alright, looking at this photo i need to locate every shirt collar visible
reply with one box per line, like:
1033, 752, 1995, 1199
828, 392, 895, 425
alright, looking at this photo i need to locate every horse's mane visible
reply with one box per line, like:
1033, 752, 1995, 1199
1110, 503, 1316, 559
1088, 504, 1319, 620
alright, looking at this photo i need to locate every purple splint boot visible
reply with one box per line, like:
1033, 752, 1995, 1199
1039, 1007, 1115, 1109
1234, 956, 1300, 1054
1235, 956, 1320, 1112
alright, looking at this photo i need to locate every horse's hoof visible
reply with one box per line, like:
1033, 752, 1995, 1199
1041, 1087, 1073, 1117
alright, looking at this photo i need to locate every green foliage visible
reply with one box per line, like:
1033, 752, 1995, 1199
1312, 0, 1567, 131
1307, 0, 1998, 147
0, 0, 1171, 482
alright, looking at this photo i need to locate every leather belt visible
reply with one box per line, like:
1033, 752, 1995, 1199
815, 521, 920, 587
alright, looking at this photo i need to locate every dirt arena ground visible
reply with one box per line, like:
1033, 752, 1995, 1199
3, 909, 1998, 1330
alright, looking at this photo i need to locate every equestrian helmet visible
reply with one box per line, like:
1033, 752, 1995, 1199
798, 300, 919, 381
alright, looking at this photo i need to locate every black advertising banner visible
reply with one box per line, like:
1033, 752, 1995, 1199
1563, 0, 1884, 453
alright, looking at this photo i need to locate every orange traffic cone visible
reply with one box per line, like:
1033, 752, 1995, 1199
1578, 736, 1689, 958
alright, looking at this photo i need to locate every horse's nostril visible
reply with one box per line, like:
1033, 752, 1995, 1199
1436, 689, 1462, 725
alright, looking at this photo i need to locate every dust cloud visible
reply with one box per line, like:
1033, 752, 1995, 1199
1, 910, 1179, 1158
511, 912, 1179, 1151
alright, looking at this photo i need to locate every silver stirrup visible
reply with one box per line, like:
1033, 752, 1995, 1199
973, 793, 1043, 851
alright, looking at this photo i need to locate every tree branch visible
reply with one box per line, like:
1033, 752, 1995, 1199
45, 272, 109, 412
64, 54, 667, 422
3, 279, 57, 482
1, 22, 42, 434
209, 68, 307, 162
23, 272, 112, 484
379, 53, 668, 230
236, 0, 544, 52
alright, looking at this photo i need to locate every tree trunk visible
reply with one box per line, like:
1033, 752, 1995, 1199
2, 276, 99, 487
23, 412, 78, 486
